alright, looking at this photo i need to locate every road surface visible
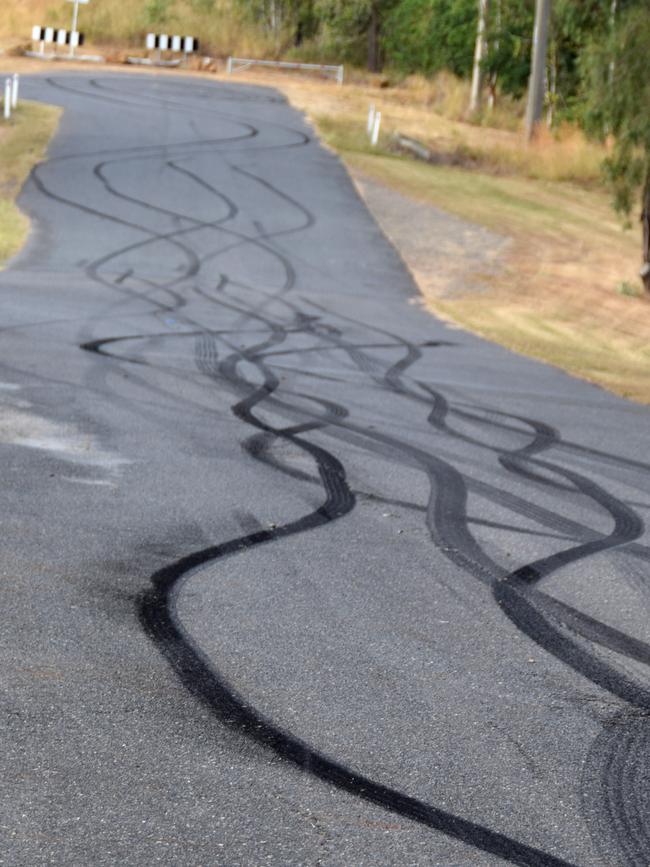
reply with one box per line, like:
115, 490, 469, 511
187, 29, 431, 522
2, 73, 649, 866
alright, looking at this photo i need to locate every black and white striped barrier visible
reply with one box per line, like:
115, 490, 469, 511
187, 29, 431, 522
30, 26, 84, 56
146, 34, 199, 54
128, 33, 200, 67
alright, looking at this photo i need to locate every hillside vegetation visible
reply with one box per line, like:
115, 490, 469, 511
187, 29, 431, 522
1, 0, 268, 57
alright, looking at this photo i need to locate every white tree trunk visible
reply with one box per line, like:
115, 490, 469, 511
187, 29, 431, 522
469, 0, 490, 114
525, 0, 551, 140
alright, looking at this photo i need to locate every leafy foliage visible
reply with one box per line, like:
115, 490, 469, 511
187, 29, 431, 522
481, 0, 534, 98
582, 4, 650, 216
383, 0, 477, 78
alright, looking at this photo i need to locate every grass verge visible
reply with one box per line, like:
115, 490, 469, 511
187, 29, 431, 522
0, 100, 61, 266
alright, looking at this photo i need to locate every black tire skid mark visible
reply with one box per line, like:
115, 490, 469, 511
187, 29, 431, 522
80, 227, 579, 867
85, 151, 304, 302
41, 77, 260, 159
67, 85, 318, 412
298, 301, 650, 699
250, 300, 650, 867
92, 74, 288, 106
88, 77, 313, 153
30, 162, 201, 312
230, 295, 650, 688
45, 75, 267, 147
581, 712, 650, 865
47, 76, 644, 862
423, 404, 650, 695
68, 103, 314, 424
303, 295, 650, 483
29, 79, 285, 449
143, 307, 578, 867
374, 334, 650, 708
252, 302, 650, 639
84, 248, 599, 866
31, 101, 305, 342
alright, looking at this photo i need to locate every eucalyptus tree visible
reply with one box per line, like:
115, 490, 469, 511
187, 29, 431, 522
316, 0, 400, 71
382, 0, 476, 77
469, 0, 489, 112
583, 4, 650, 292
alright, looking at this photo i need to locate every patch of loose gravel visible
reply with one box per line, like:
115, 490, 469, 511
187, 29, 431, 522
353, 172, 511, 300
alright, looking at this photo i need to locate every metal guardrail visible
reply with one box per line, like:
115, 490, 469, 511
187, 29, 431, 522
227, 57, 344, 86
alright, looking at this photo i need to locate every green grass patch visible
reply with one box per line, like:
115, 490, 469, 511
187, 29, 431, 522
0, 101, 61, 266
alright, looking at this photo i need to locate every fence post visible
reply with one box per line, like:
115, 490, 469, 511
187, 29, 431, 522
337, 65, 344, 86
11, 74, 19, 109
226, 56, 233, 75
4, 79, 11, 120
371, 111, 382, 146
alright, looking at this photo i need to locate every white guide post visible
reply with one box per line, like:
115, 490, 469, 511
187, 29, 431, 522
371, 111, 382, 147
67, 0, 89, 58
367, 104, 376, 136
4, 79, 11, 120
11, 74, 19, 110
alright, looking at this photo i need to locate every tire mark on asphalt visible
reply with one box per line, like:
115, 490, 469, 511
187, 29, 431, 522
33, 74, 649, 864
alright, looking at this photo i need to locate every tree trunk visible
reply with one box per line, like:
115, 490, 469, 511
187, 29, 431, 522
641, 175, 650, 293
469, 0, 490, 114
546, 40, 557, 127
367, 2, 381, 73
487, 0, 501, 110
525, 0, 551, 141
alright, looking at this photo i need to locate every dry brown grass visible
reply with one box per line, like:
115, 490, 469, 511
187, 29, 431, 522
266, 71, 606, 184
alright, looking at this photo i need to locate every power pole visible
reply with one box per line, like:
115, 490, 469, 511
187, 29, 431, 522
525, 0, 551, 140
469, 0, 490, 114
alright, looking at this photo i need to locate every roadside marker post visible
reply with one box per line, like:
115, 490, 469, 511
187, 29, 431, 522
138, 34, 198, 66
11, 74, 19, 109
367, 104, 376, 136
32, 25, 45, 56
371, 111, 382, 146
4, 79, 11, 120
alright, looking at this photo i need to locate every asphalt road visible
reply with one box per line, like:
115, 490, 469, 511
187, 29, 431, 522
2, 73, 649, 866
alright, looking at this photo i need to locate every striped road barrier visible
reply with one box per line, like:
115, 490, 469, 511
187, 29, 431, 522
30, 26, 85, 57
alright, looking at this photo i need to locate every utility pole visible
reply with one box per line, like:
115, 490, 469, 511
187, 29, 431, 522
470, 0, 490, 114
525, 0, 551, 140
